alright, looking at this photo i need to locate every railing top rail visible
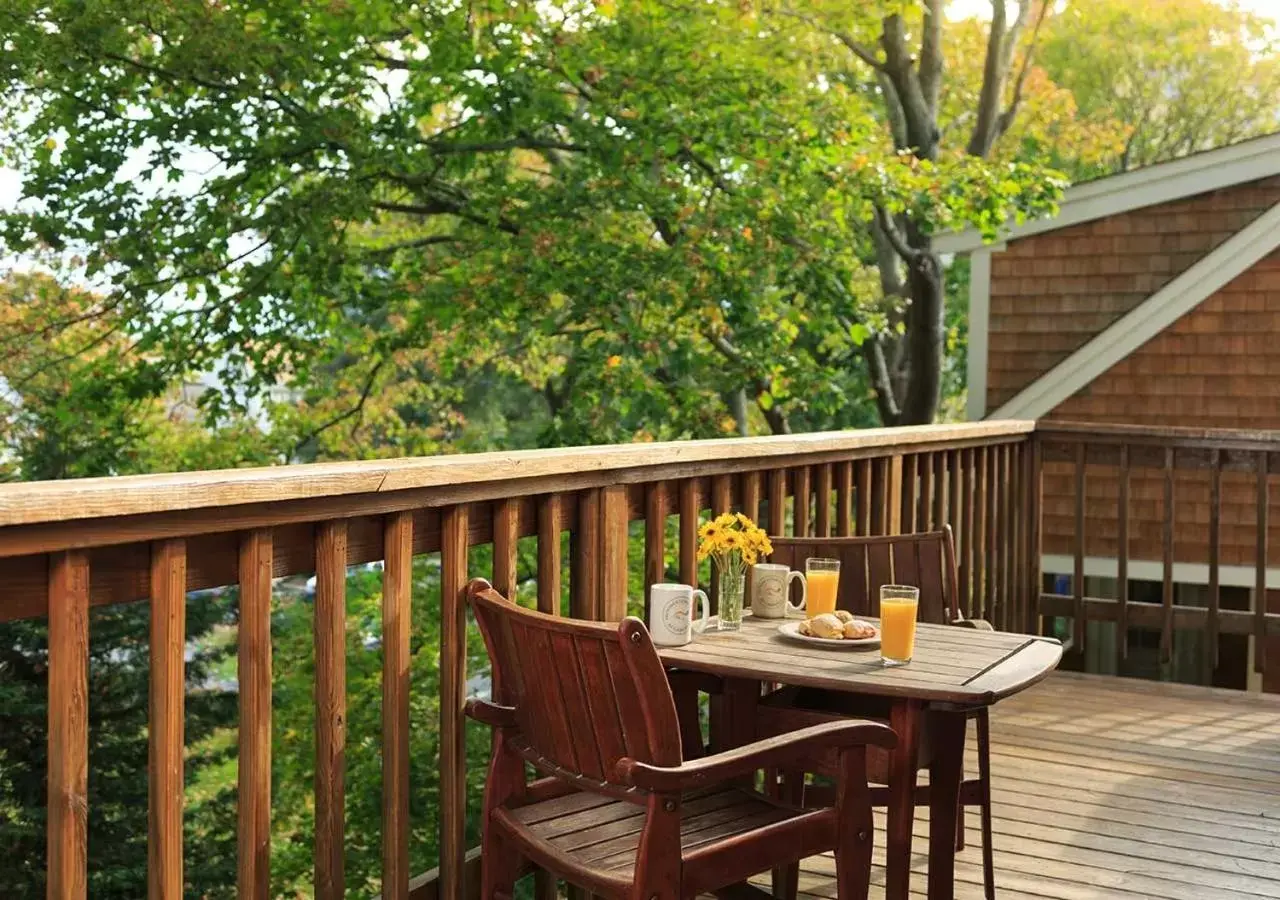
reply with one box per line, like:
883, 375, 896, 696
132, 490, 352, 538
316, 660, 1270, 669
0, 421, 1032, 529
1036, 420, 1280, 448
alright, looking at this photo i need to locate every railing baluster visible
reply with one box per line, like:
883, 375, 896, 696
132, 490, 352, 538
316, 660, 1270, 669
315, 522, 347, 900
49, 549, 89, 900
815, 463, 832, 537
710, 475, 732, 609
493, 499, 519, 601
533, 496, 560, 900
1000, 444, 1013, 631
644, 483, 668, 619
680, 480, 700, 587
768, 469, 786, 537
974, 446, 989, 622
961, 448, 975, 619
1029, 436, 1043, 636
573, 489, 601, 620
901, 454, 917, 534
440, 505, 469, 897
987, 446, 1001, 629
1208, 450, 1221, 671
600, 485, 629, 621
238, 529, 273, 900
1117, 446, 1130, 667
538, 495, 562, 616
741, 471, 762, 525
150, 539, 185, 900
855, 458, 875, 535
933, 451, 947, 535
835, 461, 853, 537
1009, 444, 1020, 632
793, 466, 812, 537
1072, 444, 1086, 652
1256, 451, 1269, 675
1162, 448, 1175, 664
382, 512, 413, 900
917, 453, 932, 532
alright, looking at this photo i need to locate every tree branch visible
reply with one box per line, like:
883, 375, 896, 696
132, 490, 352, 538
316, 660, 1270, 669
918, 0, 945, 118
772, 7, 886, 72
290, 358, 386, 458
966, 0, 1010, 157
874, 207, 923, 264
880, 14, 938, 158
862, 336, 901, 426
994, 0, 1053, 142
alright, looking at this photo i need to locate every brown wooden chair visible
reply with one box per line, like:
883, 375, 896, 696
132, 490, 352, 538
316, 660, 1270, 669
762, 527, 998, 899
464, 577, 896, 900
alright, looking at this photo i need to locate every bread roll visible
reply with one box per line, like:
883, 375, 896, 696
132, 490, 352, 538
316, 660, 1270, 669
833, 610, 855, 624
842, 620, 877, 640
808, 613, 845, 639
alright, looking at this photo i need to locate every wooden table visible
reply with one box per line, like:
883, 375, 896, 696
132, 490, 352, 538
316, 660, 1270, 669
658, 615, 1062, 900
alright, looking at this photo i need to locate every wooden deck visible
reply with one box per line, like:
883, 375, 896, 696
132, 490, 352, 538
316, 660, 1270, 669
759, 671, 1280, 899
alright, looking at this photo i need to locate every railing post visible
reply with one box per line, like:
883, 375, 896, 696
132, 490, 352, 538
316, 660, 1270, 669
150, 539, 186, 900
440, 505, 469, 899
382, 512, 413, 900
48, 549, 89, 900
600, 485, 629, 621
238, 529, 273, 900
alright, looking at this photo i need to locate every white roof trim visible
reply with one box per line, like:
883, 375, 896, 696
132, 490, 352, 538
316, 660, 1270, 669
936, 133, 1280, 254
991, 200, 1280, 420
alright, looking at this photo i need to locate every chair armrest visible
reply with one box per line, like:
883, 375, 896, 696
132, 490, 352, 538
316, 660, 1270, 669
951, 618, 995, 632
464, 698, 517, 728
615, 720, 896, 793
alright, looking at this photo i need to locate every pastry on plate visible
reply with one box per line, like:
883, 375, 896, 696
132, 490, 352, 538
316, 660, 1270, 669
842, 620, 877, 640
806, 613, 845, 639
833, 609, 855, 624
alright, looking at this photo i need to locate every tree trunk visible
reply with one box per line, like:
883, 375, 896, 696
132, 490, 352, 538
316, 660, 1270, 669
898, 240, 945, 425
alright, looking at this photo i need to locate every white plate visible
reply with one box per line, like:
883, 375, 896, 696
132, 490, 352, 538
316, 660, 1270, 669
776, 620, 880, 649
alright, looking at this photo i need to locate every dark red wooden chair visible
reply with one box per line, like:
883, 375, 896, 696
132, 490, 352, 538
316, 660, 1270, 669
762, 527, 997, 899
464, 577, 896, 900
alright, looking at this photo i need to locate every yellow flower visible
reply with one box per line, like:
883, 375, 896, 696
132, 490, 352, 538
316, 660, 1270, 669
714, 512, 736, 528
699, 521, 721, 541
736, 512, 752, 527
722, 531, 742, 550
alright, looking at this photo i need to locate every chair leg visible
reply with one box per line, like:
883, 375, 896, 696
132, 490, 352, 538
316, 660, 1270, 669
957, 714, 969, 852
480, 822, 520, 900
834, 751, 874, 900
978, 708, 995, 900
771, 770, 804, 899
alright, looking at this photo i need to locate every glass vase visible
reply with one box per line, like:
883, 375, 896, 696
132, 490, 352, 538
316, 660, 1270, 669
718, 568, 746, 631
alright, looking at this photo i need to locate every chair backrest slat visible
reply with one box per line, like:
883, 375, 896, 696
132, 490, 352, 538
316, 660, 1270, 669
770, 528, 958, 625
468, 580, 681, 788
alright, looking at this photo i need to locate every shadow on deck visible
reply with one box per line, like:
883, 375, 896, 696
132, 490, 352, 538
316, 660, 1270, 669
758, 672, 1280, 899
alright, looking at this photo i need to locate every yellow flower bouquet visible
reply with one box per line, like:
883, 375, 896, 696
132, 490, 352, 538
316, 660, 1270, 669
697, 513, 771, 630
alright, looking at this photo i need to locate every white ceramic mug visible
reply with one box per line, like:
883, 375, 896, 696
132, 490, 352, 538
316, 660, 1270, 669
750, 564, 807, 619
648, 583, 711, 646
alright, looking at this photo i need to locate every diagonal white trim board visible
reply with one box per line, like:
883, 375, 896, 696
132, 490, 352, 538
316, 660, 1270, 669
991, 200, 1280, 420
936, 132, 1280, 254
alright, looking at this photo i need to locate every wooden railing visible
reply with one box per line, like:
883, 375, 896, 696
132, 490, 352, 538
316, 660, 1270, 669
0, 421, 1036, 899
1037, 421, 1280, 678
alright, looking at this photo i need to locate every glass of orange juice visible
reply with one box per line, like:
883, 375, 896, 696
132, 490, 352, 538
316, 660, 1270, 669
879, 585, 919, 666
805, 558, 840, 618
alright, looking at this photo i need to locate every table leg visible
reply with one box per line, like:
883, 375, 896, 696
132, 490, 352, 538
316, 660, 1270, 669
885, 700, 922, 900
709, 676, 760, 756
927, 710, 967, 900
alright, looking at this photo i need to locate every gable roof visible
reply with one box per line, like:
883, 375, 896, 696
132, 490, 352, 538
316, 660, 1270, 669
989, 199, 1280, 420
936, 132, 1280, 255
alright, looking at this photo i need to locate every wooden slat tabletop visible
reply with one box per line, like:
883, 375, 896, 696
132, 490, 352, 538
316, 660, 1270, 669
658, 616, 1061, 705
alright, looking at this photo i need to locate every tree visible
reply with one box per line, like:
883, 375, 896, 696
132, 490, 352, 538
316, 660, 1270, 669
1, 0, 1060, 444
762, 1, 1083, 424
0, 273, 285, 898
1039, 0, 1280, 177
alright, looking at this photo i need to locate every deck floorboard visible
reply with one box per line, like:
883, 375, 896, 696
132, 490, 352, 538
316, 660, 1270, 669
737, 671, 1280, 899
